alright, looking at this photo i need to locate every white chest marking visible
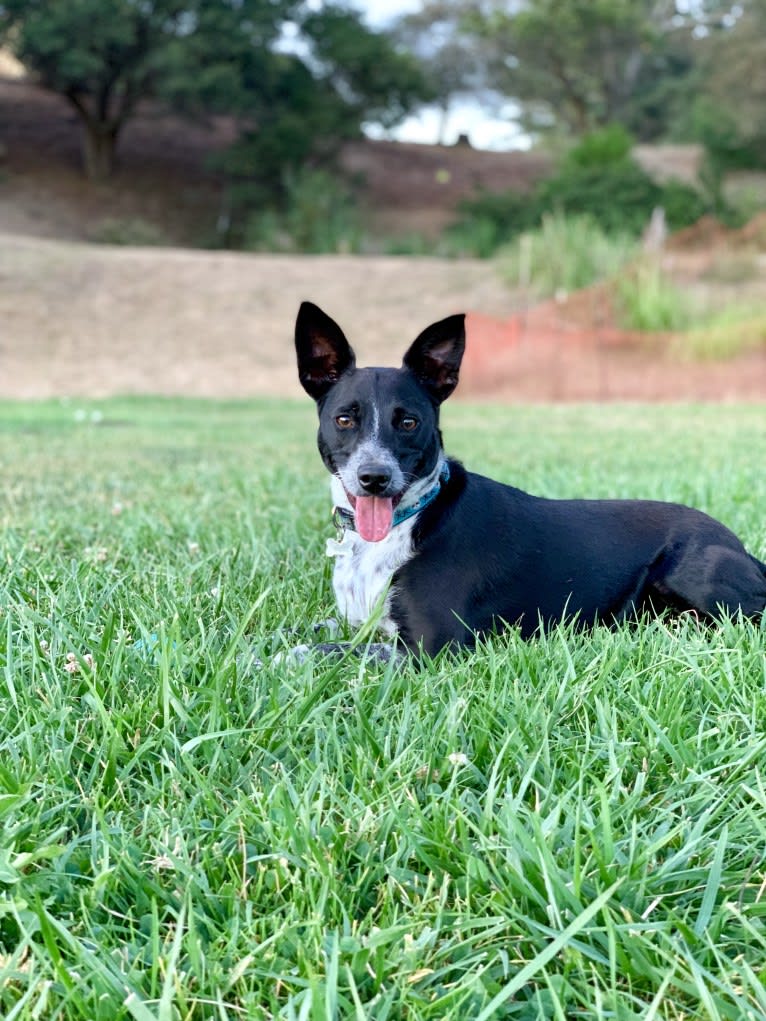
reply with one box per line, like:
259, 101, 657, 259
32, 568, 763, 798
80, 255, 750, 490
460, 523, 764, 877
325, 458, 445, 635
326, 518, 416, 634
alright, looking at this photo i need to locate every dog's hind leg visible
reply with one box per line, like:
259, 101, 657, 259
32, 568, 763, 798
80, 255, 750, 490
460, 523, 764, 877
651, 542, 766, 620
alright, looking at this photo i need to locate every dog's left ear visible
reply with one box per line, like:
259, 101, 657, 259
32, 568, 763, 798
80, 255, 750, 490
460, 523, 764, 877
403, 313, 465, 404
295, 301, 356, 401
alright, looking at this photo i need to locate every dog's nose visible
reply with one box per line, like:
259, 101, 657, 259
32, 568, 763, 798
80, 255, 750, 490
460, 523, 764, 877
357, 463, 393, 495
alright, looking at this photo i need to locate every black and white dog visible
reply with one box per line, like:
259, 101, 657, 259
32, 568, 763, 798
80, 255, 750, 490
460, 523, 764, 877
295, 301, 766, 658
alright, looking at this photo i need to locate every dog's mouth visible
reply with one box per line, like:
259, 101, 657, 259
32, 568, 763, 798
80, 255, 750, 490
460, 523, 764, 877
346, 491, 403, 542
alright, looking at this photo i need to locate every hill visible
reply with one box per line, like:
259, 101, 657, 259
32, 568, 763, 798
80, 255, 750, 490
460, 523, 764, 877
0, 76, 551, 246
1, 76, 764, 402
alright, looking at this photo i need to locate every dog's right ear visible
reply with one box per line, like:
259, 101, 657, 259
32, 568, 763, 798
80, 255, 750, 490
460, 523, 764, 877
295, 302, 356, 401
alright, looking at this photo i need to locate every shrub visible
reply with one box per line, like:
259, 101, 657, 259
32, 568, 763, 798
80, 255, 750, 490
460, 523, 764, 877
563, 124, 633, 169
243, 168, 362, 254
657, 179, 710, 231
448, 127, 715, 257
535, 158, 663, 236
447, 190, 538, 257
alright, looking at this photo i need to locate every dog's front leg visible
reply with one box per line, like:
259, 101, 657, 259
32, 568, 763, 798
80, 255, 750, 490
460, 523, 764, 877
276, 640, 404, 666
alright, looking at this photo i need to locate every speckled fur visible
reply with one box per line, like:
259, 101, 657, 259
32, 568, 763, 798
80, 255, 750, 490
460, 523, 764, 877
327, 512, 415, 633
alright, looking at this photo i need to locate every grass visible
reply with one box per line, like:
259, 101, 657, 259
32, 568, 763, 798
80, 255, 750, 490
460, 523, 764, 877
615, 260, 766, 359
674, 307, 766, 361
616, 261, 696, 333
0, 396, 765, 1019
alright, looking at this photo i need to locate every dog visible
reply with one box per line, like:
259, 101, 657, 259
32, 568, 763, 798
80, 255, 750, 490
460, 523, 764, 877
295, 301, 766, 658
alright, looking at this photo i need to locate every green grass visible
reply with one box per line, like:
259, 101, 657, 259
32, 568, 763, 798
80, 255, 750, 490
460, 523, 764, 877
1, 397, 765, 1020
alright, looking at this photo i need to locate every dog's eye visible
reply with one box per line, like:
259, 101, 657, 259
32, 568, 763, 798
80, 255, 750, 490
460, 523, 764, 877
335, 414, 354, 429
400, 416, 418, 432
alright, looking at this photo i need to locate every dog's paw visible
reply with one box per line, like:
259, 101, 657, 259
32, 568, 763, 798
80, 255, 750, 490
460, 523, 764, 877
271, 643, 312, 667
312, 618, 339, 638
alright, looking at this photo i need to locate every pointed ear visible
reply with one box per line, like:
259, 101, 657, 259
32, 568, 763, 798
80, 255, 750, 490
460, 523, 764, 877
402, 313, 465, 403
295, 301, 356, 401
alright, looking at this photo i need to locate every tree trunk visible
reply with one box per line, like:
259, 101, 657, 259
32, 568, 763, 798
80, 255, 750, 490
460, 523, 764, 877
82, 121, 119, 182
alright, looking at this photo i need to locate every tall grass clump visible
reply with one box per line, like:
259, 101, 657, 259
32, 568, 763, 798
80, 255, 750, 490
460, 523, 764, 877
499, 213, 637, 297
616, 260, 766, 356
616, 259, 696, 332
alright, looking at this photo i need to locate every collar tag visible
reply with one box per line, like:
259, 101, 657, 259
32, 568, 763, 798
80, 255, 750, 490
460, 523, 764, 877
326, 530, 355, 557
333, 506, 355, 539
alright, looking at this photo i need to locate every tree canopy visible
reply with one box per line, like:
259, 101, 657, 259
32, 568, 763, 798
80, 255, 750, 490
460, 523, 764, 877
0, 0, 427, 182
393, 0, 484, 145
392, 0, 761, 157
454, 0, 705, 140
693, 0, 766, 166
2, 0, 763, 234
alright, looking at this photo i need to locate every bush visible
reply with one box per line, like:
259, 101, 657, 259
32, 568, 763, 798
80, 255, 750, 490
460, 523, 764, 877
535, 158, 664, 235
657, 179, 710, 231
243, 168, 362, 254
447, 190, 537, 257
448, 127, 715, 257
563, 124, 633, 169
499, 214, 637, 297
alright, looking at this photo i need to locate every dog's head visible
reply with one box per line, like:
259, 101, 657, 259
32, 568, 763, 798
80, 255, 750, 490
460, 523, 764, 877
295, 301, 465, 542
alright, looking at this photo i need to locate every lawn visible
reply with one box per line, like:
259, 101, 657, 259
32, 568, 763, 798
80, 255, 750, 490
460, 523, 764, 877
0, 397, 765, 1020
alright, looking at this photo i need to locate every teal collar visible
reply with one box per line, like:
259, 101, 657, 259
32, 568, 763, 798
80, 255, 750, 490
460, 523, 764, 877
333, 461, 450, 535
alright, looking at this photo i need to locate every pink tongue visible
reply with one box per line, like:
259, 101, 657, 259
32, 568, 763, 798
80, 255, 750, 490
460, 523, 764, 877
355, 496, 394, 542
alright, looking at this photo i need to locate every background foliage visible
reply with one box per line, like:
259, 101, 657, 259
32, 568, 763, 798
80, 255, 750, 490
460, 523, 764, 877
1, 0, 764, 250
450, 127, 712, 256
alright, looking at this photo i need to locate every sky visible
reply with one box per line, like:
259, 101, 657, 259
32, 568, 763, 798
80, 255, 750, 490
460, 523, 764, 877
351, 0, 529, 151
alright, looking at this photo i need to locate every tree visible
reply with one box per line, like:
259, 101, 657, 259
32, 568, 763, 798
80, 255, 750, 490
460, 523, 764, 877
302, 7, 427, 134
0, 1, 200, 180
460, 0, 697, 141
0, 0, 425, 184
173, 4, 428, 233
693, 0, 766, 167
392, 0, 483, 144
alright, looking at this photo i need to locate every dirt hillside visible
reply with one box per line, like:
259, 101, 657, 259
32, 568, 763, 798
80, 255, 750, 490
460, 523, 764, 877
0, 233, 517, 399
3, 229, 765, 402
